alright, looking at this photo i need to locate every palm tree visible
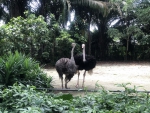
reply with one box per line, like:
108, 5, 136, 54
60, 0, 122, 60
0, 0, 124, 60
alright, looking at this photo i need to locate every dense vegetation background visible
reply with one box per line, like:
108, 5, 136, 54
0, 0, 150, 112
0, 0, 150, 64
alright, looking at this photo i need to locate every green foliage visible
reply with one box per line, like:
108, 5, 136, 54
0, 11, 87, 64
0, 11, 53, 63
0, 26, 12, 56
0, 12, 58, 62
133, 2, 150, 59
56, 30, 76, 58
69, 16, 87, 44
1, 0, 150, 61
0, 51, 53, 88
1, 83, 150, 112
54, 93, 73, 100
136, 4, 150, 25
107, 28, 123, 42
108, 25, 144, 42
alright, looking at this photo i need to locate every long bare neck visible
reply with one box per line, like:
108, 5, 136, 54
71, 46, 75, 61
83, 46, 86, 62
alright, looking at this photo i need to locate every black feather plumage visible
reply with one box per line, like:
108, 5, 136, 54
74, 44, 97, 88
55, 43, 77, 89
74, 54, 96, 71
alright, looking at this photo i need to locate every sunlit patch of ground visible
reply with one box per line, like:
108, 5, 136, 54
43, 61, 150, 92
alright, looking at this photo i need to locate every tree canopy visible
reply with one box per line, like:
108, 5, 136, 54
0, 0, 150, 63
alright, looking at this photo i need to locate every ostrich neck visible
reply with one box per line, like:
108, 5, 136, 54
83, 47, 86, 62
71, 46, 75, 61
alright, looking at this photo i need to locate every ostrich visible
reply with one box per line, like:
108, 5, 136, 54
74, 44, 96, 88
55, 43, 77, 89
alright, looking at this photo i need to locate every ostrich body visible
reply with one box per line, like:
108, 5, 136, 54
55, 43, 77, 89
74, 44, 96, 88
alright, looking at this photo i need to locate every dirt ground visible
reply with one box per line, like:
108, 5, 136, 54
43, 62, 150, 91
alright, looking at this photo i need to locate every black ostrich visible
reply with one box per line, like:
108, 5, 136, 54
55, 43, 77, 89
74, 44, 96, 88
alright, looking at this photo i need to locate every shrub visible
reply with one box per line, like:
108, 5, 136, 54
1, 83, 150, 113
0, 51, 53, 88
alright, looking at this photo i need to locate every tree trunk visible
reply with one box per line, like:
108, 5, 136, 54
9, 0, 27, 18
97, 21, 108, 60
51, 39, 56, 65
125, 36, 129, 61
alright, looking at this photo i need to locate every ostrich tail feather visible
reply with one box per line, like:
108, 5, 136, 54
88, 69, 93, 75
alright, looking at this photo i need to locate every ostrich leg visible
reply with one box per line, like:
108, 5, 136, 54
82, 70, 86, 87
60, 76, 63, 89
65, 76, 70, 89
75, 71, 80, 88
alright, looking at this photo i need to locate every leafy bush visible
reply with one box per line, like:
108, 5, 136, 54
0, 51, 53, 88
55, 30, 75, 59
0, 12, 86, 64
0, 12, 58, 64
1, 83, 150, 113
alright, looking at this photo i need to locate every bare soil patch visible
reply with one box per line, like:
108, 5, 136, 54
43, 62, 150, 91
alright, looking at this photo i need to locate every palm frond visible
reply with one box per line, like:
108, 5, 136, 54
114, 3, 123, 18
59, 0, 123, 19
68, 0, 110, 17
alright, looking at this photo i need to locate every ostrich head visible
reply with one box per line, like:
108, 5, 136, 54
82, 44, 85, 48
72, 43, 76, 48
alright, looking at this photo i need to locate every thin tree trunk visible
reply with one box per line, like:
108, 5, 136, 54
30, 37, 34, 58
51, 39, 55, 64
125, 36, 129, 61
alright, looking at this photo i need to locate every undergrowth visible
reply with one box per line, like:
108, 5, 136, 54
0, 83, 150, 113
0, 51, 53, 88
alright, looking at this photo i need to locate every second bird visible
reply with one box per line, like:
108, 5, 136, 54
74, 44, 96, 88
55, 43, 77, 89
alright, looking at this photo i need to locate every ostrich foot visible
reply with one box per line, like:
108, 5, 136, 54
65, 85, 70, 89
65, 84, 70, 89
82, 84, 85, 88
75, 84, 79, 88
